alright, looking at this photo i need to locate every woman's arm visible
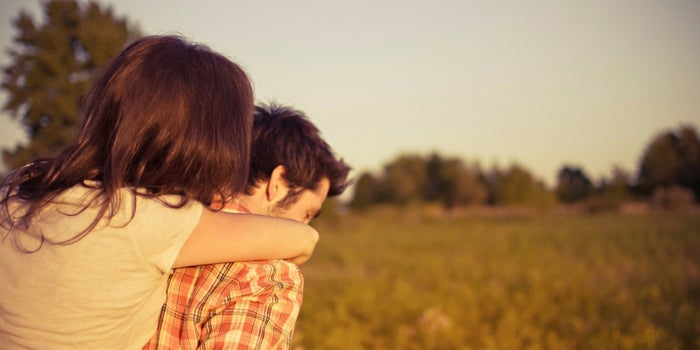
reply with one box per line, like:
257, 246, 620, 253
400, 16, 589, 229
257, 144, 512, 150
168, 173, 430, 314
172, 208, 319, 268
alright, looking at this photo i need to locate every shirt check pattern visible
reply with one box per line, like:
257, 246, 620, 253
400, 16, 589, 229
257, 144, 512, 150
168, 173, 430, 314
143, 204, 304, 350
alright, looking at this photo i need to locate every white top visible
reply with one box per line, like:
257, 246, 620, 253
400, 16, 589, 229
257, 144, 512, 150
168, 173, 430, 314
0, 184, 203, 349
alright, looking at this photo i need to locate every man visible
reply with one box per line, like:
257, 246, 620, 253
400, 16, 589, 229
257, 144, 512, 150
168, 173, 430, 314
143, 103, 351, 349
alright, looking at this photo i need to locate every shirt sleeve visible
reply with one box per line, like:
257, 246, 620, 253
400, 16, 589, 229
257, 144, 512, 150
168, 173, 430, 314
198, 260, 304, 350
130, 195, 204, 274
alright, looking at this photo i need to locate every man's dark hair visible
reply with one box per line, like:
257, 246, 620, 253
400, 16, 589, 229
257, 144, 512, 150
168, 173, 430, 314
246, 103, 351, 207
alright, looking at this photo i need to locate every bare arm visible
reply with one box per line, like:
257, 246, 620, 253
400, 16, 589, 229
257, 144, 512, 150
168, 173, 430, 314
172, 208, 319, 268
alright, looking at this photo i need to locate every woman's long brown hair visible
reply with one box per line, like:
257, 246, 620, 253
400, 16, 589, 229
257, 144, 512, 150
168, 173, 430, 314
1, 35, 254, 251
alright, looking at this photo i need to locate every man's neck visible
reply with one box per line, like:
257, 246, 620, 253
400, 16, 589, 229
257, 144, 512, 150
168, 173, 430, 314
215, 186, 266, 215
221, 199, 251, 214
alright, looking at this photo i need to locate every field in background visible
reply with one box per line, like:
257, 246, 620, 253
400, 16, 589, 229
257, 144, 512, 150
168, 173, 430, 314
293, 208, 699, 349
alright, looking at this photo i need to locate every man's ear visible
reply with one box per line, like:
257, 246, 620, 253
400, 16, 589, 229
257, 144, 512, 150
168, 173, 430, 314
266, 165, 290, 203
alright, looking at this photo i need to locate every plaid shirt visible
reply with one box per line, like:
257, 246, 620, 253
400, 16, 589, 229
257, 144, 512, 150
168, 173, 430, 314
143, 204, 304, 350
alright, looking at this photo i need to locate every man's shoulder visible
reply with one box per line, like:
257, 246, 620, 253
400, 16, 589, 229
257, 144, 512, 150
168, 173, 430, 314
238, 260, 303, 285
167, 260, 303, 312
242, 259, 300, 270
170, 260, 301, 286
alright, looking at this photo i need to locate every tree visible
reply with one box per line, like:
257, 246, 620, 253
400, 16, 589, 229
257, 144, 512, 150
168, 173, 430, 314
483, 164, 505, 205
424, 153, 444, 201
383, 154, 428, 204
555, 165, 593, 203
637, 125, 700, 201
350, 172, 383, 210
424, 153, 487, 209
435, 158, 487, 209
598, 166, 630, 203
491, 164, 554, 208
2, 0, 140, 170
676, 126, 700, 200
637, 132, 679, 193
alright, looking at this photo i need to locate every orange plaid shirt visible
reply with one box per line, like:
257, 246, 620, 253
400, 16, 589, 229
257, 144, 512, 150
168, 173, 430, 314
143, 204, 304, 350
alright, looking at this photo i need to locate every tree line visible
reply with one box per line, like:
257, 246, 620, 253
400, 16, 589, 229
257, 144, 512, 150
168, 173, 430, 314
2, 1, 699, 212
351, 125, 700, 211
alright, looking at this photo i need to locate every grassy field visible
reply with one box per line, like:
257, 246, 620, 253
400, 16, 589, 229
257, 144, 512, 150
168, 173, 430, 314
292, 207, 699, 350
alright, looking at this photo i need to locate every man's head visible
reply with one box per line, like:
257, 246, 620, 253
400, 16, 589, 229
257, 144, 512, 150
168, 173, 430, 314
233, 103, 351, 223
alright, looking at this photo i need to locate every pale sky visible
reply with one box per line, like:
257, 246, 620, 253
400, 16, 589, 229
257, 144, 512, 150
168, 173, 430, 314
1, 0, 699, 186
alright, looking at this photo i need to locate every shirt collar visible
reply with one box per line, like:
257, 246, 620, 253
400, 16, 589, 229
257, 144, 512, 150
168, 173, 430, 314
220, 201, 251, 214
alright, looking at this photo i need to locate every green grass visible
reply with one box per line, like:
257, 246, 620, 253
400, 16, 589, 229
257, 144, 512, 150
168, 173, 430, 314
293, 209, 700, 350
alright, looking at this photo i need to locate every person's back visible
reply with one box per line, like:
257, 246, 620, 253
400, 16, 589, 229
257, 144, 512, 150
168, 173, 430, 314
0, 186, 202, 348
